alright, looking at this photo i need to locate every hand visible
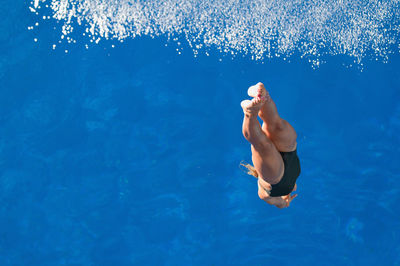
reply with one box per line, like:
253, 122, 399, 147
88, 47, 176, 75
257, 180, 298, 208
279, 184, 298, 208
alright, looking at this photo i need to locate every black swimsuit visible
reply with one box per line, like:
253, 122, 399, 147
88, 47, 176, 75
269, 149, 301, 197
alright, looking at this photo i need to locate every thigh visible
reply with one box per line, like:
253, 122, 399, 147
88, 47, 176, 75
251, 142, 284, 184
262, 119, 297, 152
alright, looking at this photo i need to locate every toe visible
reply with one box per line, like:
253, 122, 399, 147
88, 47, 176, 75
257, 82, 265, 87
247, 84, 259, 98
240, 99, 252, 109
248, 82, 266, 98
253, 97, 261, 104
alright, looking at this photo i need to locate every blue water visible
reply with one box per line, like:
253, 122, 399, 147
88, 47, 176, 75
1, 1, 400, 265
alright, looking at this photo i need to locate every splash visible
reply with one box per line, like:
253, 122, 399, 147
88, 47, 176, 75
28, 0, 400, 66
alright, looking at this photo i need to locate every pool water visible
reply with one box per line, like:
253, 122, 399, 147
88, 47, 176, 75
0, 0, 399, 265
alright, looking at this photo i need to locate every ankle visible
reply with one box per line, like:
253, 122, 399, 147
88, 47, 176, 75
259, 109, 280, 122
244, 110, 259, 118
265, 118, 284, 131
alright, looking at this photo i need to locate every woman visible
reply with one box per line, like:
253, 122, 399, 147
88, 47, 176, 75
241, 82, 301, 208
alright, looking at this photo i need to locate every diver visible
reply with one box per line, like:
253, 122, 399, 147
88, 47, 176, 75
241, 82, 301, 209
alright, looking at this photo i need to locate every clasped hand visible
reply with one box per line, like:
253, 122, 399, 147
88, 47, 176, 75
258, 180, 298, 208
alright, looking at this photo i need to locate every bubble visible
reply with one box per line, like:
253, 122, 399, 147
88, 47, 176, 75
28, 0, 400, 66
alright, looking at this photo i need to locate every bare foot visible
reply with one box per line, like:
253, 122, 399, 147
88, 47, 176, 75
247, 82, 270, 100
241, 96, 266, 115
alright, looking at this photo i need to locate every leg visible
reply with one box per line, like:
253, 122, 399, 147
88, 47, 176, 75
241, 97, 284, 184
248, 83, 297, 152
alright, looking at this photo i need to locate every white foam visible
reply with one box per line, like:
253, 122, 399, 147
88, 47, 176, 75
29, 0, 400, 66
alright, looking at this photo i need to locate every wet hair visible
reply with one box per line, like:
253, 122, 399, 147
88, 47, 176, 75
240, 161, 258, 178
